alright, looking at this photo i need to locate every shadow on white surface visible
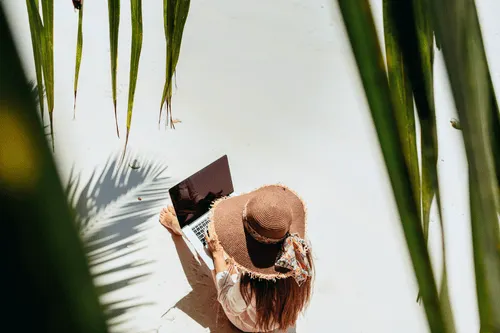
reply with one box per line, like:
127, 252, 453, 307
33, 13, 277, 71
161, 235, 297, 333
67, 152, 173, 332
165, 235, 237, 332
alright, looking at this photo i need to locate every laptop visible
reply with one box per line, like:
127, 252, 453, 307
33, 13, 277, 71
169, 155, 234, 270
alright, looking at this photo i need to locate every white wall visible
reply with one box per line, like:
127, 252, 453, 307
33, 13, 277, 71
4, 0, 500, 332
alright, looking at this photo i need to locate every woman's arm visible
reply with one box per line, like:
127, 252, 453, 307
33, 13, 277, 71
206, 227, 247, 314
206, 223, 230, 282
212, 248, 228, 275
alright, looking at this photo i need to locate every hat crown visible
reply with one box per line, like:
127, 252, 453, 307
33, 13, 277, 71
245, 191, 292, 242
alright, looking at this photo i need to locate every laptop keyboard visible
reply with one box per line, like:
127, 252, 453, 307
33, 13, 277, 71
192, 216, 210, 246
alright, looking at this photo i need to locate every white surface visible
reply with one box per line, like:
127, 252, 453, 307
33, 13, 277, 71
4, 0, 500, 332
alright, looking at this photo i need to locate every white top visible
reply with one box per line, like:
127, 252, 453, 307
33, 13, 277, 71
215, 270, 280, 333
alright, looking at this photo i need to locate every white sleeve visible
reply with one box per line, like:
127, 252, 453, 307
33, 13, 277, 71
215, 271, 247, 315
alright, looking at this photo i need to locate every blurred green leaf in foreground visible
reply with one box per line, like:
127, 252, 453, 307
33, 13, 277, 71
0, 4, 108, 332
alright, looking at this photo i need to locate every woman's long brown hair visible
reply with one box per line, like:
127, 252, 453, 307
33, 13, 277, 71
239, 251, 314, 332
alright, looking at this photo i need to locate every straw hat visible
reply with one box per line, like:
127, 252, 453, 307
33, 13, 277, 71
210, 184, 312, 284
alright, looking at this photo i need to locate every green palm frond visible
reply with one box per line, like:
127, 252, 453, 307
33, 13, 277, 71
430, 1, 500, 331
26, 0, 44, 122
25, 0, 54, 149
383, 3, 455, 324
0, 4, 108, 330
413, 0, 438, 255
26, 0, 191, 148
160, 0, 190, 128
41, 0, 54, 149
384, 0, 440, 245
383, 0, 420, 224
73, 3, 84, 117
107, 0, 120, 137
124, 0, 143, 155
491, 94, 500, 189
336, 1, 449, 330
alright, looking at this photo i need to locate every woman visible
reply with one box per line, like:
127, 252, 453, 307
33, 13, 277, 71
160, 184, 314, 332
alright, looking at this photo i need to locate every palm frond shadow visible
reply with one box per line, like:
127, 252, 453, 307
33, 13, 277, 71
67, 152, 173, 332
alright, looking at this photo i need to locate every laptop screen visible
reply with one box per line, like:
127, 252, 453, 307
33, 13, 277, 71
169, 155, 234, 228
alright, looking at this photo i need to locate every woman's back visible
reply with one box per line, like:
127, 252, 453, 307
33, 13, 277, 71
216, 250, 314, 333
216, 269, 268, 332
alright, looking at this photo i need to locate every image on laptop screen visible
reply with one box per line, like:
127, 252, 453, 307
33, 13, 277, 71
169, 155, 234, 228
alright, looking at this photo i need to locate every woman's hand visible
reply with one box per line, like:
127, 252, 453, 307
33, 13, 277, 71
206, 223, 228, 274
205, 223, 223, 255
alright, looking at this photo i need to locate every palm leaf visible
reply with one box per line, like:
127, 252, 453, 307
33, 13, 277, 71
430, 1, 500, 331
0, 5, 108, 331
384, 0, 439, 245
336, 1, 448, 331
25, 0, 55, 149
107, 0, 120, 137
489, 85, 500, 198
383, 0, 420, 224
469, 175, 500, 333
159, 0, 175, 127
124, 0, 143, 154
25, 0, 44, 122
413, 0, 439, 265
41, 0, 54, 150
160, 0, 190, 128
73, 4, 84, 118
384, 3, 456, 325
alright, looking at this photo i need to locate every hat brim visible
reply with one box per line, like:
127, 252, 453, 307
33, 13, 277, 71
210, 184, 306, 279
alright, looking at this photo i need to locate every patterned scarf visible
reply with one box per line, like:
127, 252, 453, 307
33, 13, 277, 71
275, 233, 312, 286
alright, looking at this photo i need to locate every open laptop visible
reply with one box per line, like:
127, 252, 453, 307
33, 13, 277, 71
169, 155, 234, 270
